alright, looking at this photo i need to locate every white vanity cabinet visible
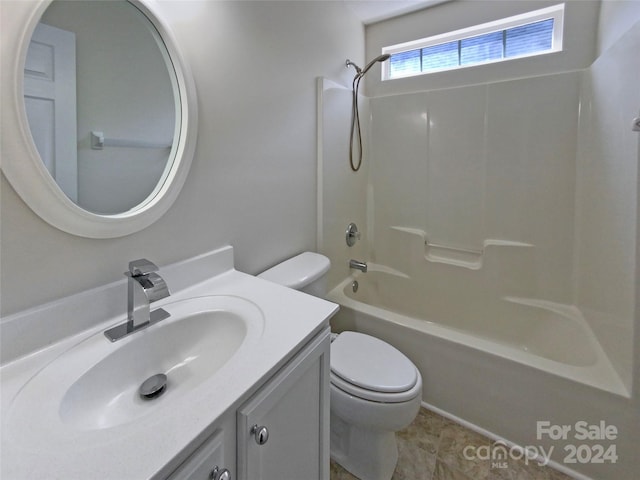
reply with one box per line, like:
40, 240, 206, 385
0, 248, 339, 480
166, 328, 330, 480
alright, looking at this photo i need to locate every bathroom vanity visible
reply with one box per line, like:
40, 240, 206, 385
0, 246, 337, 479
168, 330, 329, 480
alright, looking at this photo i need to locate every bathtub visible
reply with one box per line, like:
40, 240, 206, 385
327, 266, 635, 479
327, 266, 627, 398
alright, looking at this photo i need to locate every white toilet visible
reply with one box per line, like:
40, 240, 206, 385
258, 252, 422, 480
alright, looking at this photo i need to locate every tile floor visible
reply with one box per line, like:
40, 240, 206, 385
330, 408, 575, 480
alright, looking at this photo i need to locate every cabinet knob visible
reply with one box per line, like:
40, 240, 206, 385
250, 424, 269, 445
209, 466, 231, 480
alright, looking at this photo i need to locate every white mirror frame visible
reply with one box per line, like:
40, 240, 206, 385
1, 0, 197, 238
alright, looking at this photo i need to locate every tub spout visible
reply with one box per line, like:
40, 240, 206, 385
349, 259, 368, 273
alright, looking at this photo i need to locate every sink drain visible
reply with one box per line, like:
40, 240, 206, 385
139, 373, 167, 400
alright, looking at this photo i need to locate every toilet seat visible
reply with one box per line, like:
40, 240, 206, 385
330, 371, 421, 403
330, 332, 419, 403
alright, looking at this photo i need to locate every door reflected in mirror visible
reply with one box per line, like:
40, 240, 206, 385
24, 0, 179, 215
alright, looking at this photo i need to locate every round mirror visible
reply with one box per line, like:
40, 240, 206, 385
1, 0, 197, 238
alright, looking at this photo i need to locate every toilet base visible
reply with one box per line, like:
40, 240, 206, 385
330, 413, 398, 480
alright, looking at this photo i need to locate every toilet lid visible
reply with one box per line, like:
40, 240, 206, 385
330, 332, 418, 393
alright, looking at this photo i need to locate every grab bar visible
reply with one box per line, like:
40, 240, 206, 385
389, 226, 528, 256
90, 131, 172, 150
425, 240, 483, 256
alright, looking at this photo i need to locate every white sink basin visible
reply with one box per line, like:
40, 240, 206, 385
7, 296, 264, 433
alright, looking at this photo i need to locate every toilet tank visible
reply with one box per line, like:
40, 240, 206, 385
257, 252, 330, 298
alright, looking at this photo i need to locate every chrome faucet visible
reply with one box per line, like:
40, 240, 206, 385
349, 259, 368, 273
104, 259, 171, 342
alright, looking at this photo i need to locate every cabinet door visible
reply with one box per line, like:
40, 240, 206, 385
237, 328, 330, 480
166, 429, 230, 480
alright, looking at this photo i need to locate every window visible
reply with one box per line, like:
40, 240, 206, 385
383, 4, 564, 80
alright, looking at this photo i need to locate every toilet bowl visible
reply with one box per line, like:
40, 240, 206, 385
330, 331, 422, 480
258, 252, 422, 480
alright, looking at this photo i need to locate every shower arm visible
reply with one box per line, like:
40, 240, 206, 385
345, 59, 362, 75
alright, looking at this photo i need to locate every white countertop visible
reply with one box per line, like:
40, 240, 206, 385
0, 247, 338, 479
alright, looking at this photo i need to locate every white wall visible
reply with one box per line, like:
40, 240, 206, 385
0, 0, 364, 316
597, 0, 640, 54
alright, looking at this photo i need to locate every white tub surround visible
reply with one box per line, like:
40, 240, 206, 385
0, 246, 339, 479
318, 6, 640, 479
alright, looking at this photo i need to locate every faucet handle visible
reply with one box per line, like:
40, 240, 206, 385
346, 222, 361, 247
128, 258, 158, 276
145, 272, 171, 302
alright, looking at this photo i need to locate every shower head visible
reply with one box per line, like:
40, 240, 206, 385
360, 53, 391, 76
345, 54, 391, 77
